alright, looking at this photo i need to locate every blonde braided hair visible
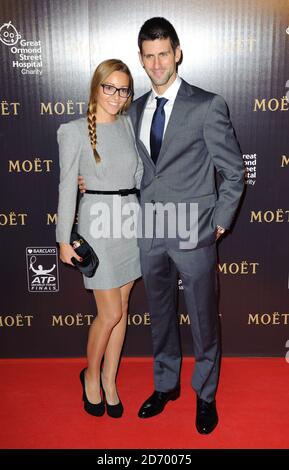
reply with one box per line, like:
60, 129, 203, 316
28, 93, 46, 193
87, 102, 100, 162
87, 59, 134, 163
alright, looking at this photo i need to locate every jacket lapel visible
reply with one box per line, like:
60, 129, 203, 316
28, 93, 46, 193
157, 80, 194, 166
134, 92, 153, 163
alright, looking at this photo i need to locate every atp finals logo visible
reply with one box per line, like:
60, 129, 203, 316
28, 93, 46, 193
0, 21, 43, 75
26, 247, 59, 292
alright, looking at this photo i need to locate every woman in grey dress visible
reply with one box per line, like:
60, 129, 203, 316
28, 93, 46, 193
56, 59, 142, 418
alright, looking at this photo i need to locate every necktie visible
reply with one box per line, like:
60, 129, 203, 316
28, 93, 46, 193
150, 97, 168, 164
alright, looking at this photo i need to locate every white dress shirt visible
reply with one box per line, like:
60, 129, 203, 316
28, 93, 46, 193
140, 75, 182, 155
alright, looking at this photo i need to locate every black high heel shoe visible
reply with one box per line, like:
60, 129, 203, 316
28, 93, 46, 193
101, 379, 124, 418
79, 368, 105, 416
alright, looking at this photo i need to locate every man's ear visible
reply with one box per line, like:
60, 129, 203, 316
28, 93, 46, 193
175, 45, 182, 63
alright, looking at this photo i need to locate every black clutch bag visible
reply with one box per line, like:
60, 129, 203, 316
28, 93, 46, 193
70, 231, 99, 278
70, 191, 99, 278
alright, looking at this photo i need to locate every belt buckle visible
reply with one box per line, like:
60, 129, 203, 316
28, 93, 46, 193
119, 189, 130, 196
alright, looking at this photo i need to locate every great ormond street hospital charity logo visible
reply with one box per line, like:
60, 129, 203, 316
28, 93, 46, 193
0, 20, 43, 75
0, 21, 21, 46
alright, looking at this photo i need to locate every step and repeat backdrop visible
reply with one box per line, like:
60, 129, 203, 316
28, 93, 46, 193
1, 0, 288, 358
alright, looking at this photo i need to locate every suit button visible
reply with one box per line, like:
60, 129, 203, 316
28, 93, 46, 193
155, 175, 159, 179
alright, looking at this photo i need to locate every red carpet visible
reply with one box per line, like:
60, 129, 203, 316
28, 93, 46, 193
0, 357, 288, 449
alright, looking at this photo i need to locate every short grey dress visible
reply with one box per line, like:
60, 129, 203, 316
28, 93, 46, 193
56, 115, 143, 289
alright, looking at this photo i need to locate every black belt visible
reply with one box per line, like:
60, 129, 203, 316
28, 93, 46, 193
86, 188, 139, 196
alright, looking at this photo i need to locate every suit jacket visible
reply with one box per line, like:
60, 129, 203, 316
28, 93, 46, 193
128, 79, 244, 251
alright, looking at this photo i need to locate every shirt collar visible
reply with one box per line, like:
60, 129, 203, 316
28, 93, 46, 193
150, 75, 182, 103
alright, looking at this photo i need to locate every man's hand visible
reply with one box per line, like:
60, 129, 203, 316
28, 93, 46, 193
216, 225, 226, 240
78, 175, 87, 193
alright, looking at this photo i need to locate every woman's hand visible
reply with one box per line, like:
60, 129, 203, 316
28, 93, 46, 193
59, 243, 83, 266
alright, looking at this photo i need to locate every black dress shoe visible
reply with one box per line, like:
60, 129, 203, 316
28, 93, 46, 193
196, 396, 218, 434
79, 368, 105, 417
138, 388, 180, 418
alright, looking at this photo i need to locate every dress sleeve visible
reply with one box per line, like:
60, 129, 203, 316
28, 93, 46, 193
55, 121, 82, 243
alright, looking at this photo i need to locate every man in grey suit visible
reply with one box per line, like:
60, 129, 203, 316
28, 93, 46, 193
128, 17, 244, 434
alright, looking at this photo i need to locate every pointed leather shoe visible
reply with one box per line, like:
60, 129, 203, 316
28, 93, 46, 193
138, 388, 180, 418
196, 396, 218, 434
79, 368, 105, 417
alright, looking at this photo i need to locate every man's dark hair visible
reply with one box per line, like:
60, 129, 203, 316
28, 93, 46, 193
138, 17, 180, 54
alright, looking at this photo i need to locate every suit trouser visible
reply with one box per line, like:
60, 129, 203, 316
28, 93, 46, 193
140, 238, 220, 402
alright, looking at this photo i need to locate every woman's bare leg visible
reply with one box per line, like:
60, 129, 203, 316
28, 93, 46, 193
101, 281, 134, 404
85, 287, 122, 404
